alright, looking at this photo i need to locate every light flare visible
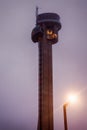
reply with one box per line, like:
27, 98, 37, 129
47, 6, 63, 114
67, 93, 78, 104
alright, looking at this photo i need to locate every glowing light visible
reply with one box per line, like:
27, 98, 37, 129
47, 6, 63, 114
47, 30, 53, 35
46, 29, 57, 40
67, 93, 78, 104
53, 33, 57, 38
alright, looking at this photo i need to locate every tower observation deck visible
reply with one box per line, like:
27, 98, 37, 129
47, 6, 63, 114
31, 12, 61, 130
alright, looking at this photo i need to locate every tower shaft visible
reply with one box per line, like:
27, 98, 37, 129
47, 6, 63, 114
38, 38, 54, 130
31, 12, 61, 130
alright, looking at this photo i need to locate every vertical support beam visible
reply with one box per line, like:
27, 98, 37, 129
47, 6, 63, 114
37, 36, 54, 130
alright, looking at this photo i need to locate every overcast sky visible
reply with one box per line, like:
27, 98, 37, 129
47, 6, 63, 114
0, 0, 87, 130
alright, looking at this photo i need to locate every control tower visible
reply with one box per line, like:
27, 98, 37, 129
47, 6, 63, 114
31, 9, 61, 130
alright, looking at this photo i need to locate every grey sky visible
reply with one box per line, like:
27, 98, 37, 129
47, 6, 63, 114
0, 0, 87, 130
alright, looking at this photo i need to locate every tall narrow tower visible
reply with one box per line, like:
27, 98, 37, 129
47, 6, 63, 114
31, 10, 61, 130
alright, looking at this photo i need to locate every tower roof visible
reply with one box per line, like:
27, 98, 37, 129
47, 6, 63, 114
37, 13, 61, 30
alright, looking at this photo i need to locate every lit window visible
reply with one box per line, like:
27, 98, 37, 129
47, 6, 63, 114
46, 29, 57, 40
47, 30, 53, 35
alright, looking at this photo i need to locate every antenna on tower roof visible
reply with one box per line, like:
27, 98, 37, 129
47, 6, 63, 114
36, 6, 39, 25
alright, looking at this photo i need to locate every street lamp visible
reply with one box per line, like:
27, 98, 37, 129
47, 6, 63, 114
63, 102, 69, 130
63, 94, 78, 130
